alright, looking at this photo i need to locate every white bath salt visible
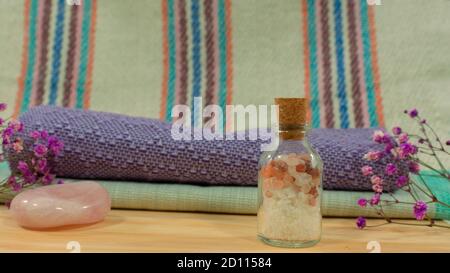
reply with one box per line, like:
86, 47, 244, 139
258, 153, 322, 242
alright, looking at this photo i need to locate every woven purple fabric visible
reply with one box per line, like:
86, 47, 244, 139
5, 106, 406, 191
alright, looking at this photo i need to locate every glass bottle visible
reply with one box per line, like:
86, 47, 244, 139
257, 98, 323, 248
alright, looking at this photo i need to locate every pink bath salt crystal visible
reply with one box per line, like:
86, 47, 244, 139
298, 154, 311, 162
283, 175, 295, 185
272, 179, 285, 190
10, 182, 111, 229
312, 177, 320, 187
307, 168, 320, 179
274, 169, 285, 180
293, 185, 302, 193
262, 178, 273, 191
295, 163, 306, 173
272, 159, 288, 172
308, 186, 318, 198
265, 190, 273, 198
302, 183, 312, 194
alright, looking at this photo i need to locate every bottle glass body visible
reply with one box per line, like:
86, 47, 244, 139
257, 125, 323, 248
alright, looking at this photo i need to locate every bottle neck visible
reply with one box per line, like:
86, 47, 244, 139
277, 124, 309, 141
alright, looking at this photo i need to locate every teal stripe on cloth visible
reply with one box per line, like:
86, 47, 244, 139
359, 0, 378, 127
165, 0, 177, 122
75, 0, 92, 108
49, 0, 66, 105
333, 0, 350, 128
307, 0, 321, 128
217, 0, 227, 130
21, 0, 39, 113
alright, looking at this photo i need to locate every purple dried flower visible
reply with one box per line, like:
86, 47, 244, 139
398, 133, 409, 144
12, 182, 22, 192
0, 118, 3, 126
23, 172, 36, 184
7, 176, 16, 186
420, 119, 426, 124
17, 161, 30, 174
370, 193, 381, 206
372, 183, 383, 193
363, 151, 383, 161
7, 176, 22, 192
12, 139, 24, 153
392, 127, 402, 135
30, 130, 41, 140
2, 127, 13, 144
446, 140, 450, 146
36, 159, 48, 173
56, 179, 64, 185
356, 216, 366, 229
33, 144, 48, 158
47, 136, 64, 156
385, 163, 397, 176
408, 161, 420, 174
40, 130, 49, 140
357, 198, 368, 207
0, 103, 7, 112
8, 120, 23, 132
400, 142, 418, 157
42, 173, 55, 185
413, 201, 427, 220
384, 142, 394, 153
361, 166, 373, 176
372, 130, 386, 144
408, 109, 418, 118
396, 176, 408, 188
370, 175, 383, 186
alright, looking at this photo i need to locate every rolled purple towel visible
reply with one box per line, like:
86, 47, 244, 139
5, 106, 406, 191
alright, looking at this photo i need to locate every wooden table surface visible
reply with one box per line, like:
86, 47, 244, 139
0, 207, 448, 252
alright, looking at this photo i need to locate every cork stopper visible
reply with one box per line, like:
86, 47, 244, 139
275, 98, 307, 128
275, 98, 307, 140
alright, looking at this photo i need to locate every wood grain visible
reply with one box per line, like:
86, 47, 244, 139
0, 207, 448, 252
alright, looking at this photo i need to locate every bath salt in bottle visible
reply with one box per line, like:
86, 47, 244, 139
257, 98, 323, 248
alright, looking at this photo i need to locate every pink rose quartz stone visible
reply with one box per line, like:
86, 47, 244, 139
10, 182, 111, 229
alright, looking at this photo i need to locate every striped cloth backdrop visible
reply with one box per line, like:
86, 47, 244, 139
302, 0, 384, 128
12, 0, 383, 129
13, 0, 97, 118
159, 0, 233, 129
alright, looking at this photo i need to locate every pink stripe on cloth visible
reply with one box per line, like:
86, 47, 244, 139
174, 0, 188, 106
314, 0, 325, 128
212, 0, 220, 106
354, 0, 370, 127
30, 0, 45, 107
69, 2, 84, 108
174, 0, 182, 106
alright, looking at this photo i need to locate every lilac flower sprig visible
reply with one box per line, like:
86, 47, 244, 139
0, 103, 64, 201
356, 108, 449, 229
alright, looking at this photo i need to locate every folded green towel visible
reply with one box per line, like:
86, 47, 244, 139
0, 163, 448, 219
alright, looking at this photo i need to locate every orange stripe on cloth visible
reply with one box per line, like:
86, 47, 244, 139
13, 0, 31, 119
225, 0, 233, 132
83, 0, 97, 109
159, 0, 169, 120
367, 6, 384, 126
301, 0, 312, 123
